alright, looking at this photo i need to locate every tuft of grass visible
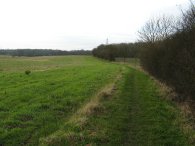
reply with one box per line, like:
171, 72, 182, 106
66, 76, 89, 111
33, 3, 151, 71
25, 70, 31, 75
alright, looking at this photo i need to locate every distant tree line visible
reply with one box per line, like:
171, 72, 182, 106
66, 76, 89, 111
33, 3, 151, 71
92, 43, 143, 61
0, 49, 91, 57
138, 1, 195, 100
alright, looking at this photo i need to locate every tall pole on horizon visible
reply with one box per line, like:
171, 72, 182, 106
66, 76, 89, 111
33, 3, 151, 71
106, 38, 109, 45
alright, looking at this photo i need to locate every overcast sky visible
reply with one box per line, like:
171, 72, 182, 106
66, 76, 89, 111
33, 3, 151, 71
0, 0, 189, 50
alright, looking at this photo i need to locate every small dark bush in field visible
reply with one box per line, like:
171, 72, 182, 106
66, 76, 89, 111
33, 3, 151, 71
25, 70, 31, 75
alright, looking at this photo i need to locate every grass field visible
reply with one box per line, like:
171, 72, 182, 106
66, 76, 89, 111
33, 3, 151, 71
0, 56, 193, 145
0, 56, 122, 145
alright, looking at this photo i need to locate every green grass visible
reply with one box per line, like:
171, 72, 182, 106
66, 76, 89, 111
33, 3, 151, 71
86, 68, 190, 146
0, 55, 99, 72
0, 55, 192, 145
43, 67, 190, 146
0, 56, 121, 145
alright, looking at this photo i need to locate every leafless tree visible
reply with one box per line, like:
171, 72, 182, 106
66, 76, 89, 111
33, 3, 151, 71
138, 15, 176, 43
178, 0, 195, 31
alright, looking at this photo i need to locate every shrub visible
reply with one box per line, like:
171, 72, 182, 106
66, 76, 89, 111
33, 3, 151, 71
25, 70, 31, 75
92, 43, 142, 61
139, 3, 195, 99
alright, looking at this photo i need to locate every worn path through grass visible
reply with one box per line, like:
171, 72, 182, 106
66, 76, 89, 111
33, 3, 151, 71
40, 66, 191, 145
120, 68, 189, 146
91, 67, 191, 145
54, 67, 190, 146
